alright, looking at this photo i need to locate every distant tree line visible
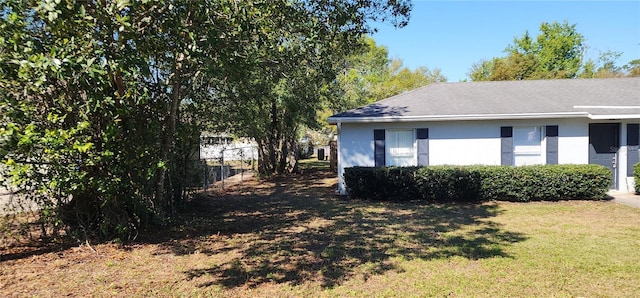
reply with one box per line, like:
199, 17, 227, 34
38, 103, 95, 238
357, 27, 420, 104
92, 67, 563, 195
468, 21, 640, 81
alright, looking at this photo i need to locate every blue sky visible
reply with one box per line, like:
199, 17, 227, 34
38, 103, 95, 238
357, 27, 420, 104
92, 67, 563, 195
372, 1, 640, 82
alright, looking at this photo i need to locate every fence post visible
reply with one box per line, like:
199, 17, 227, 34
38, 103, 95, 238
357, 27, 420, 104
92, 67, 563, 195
239, 148, 244, 182
221, 150, 225, 189
203, 161, 208, 191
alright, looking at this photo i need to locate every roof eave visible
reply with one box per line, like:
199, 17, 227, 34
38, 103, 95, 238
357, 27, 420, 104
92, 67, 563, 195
588, 114, 640, 120
328, 112, 591, 124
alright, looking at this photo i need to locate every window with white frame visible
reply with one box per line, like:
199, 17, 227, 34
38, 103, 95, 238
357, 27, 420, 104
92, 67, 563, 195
386, 130, 415, 166
513, 126, 543, 165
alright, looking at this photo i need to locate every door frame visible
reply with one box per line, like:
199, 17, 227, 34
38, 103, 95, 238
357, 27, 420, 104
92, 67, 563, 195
588, 123, 620, 189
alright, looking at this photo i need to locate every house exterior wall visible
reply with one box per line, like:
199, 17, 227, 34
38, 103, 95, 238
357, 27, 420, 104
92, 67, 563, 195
337, 118, 638, 194
200, 141, 258, 161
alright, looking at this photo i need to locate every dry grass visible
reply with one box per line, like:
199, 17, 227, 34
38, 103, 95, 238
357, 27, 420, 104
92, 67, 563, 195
1, 160, 640, 297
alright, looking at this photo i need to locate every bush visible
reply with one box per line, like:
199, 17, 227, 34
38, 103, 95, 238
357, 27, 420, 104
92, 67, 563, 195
634, 163, 640, 194
343, 164, 612, 202
343, 167, 420, 201
415, 166, 482, 202
475, 164, 611, 201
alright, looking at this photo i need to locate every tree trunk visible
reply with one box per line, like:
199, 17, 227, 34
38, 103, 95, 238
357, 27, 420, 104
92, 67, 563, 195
254, 95, 303, 176
256, 128, 298, 176
156, 52, 184, 211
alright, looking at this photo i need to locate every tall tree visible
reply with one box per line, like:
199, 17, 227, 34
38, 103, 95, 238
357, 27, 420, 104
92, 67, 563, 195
624, 59, 640, 77
333, 37, 391, 111
374, 59, 446, 100
0, 0, 245, 239
204, 3, 412, 176
333, 37, 446, 112
469, 21, 585, 81
579, 50, 626, 78
1, 0, 412, 239
526, 21, 585, 79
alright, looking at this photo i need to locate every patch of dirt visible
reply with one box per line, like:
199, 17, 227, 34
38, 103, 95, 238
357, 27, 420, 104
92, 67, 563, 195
0, 167, 520, 296
0, 168, 340, 297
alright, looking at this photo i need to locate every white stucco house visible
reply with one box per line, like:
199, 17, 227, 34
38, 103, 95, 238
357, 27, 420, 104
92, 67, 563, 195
328, 78, 640, 194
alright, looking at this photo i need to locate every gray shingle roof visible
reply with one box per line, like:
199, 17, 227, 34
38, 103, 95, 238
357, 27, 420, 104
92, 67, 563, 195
328, 78, 640, 123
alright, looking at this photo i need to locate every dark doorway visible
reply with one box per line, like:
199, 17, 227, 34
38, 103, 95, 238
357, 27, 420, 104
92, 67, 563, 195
589, 123, 620, 189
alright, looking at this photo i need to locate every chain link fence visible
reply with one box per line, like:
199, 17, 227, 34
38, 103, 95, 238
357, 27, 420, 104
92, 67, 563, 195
197, 146, 258, 190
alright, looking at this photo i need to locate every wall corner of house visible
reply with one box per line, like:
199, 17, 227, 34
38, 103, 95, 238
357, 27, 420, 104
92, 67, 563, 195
624, 177, 635, 193
337, 187, 347, 196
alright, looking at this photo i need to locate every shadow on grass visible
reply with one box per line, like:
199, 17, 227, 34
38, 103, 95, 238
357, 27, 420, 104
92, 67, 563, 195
0, 242, 74, 262
159, 168, 526, 289
297, 159, 330, 172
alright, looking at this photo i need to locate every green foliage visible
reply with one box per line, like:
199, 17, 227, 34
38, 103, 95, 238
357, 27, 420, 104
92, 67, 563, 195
0, 0, 412, 241
202, 4, 412, 176
624, 59, 640, 77
375, 60, 447, 100
344, 165, 612, 202
415, 166, 482, 202
634, 163, 640, 194
469, 20, 639, 81
528, 21, 585, 79
475, 164, 611, 201
332, 37, 446, 112
343, 166, 420, 201
469, 21, 585, 81
579, 51, 627, 78
1, 0, 167, 240
332, 37, 391, 111
345, 166, 481, 202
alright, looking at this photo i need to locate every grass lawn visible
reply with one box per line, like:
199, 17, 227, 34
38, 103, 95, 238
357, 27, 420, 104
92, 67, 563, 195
1, 161, 639, 297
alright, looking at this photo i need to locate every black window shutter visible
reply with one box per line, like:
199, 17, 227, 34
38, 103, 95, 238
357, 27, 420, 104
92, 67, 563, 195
500, 126, 513, 165
627, 124, 639, 176
374, 129, 385, 167
416, 128, 429, 166
546, 125, 559, 164
628, 124, 639, 146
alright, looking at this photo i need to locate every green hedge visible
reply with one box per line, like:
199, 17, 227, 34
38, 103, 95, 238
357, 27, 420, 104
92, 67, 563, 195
634, 162, 640, 194
343, 167, 420, 201
415, 167, 482, 202
343, 164, 612, 202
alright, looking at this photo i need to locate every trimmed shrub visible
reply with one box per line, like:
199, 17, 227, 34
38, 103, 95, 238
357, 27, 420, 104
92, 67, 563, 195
415, 166, 482, 202
343, 167, 419, 201
343, 164, 612, 202
476, 164, 611, 201
634, 162, 640, 194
